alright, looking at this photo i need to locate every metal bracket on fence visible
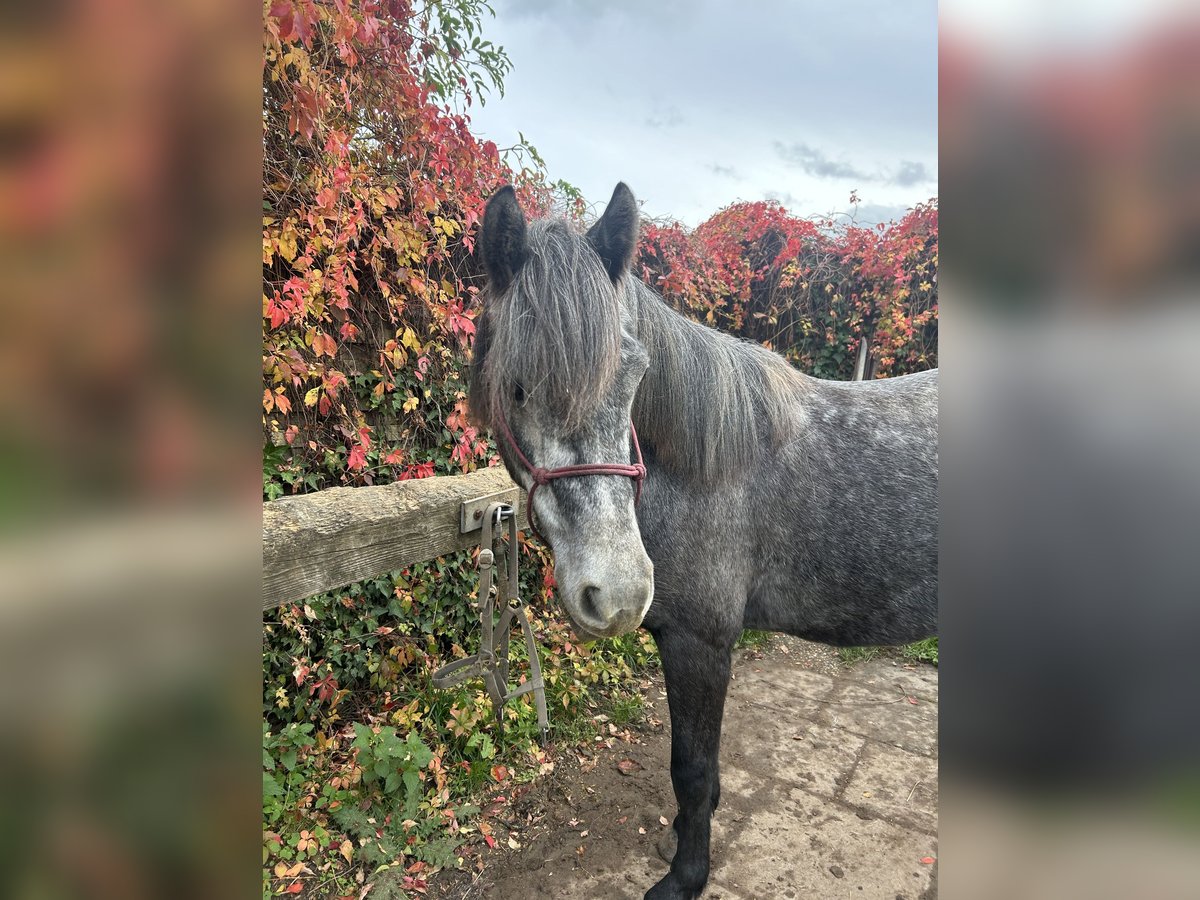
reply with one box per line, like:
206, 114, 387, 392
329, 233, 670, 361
459, 488, 520, 534
434, 500, 549, 746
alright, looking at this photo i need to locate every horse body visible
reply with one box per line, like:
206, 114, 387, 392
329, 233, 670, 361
639, 374, 938, 650
473, 183, 938, 900
627, 273, 937, 649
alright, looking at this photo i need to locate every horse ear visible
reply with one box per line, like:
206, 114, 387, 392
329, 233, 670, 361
586, 182, 639, 282
478, 185, 527, 293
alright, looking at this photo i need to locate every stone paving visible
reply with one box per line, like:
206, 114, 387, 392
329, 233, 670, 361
703, 646, 938, 899
432, 640, 938, 900
561, 643, 938, 900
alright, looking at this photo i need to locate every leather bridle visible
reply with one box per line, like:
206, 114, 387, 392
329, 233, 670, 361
494, 406, 647, 540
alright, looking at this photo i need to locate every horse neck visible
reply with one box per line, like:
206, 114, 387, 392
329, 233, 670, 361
622, 278, 807, 484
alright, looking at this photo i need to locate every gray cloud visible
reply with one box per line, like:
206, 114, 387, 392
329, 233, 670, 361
774, 142, 871, 181
707, 163, 740, 178
775, 143, 934, 190
890, 160, 933, 187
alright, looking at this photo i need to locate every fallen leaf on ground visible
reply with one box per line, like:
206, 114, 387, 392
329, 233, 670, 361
617, 758, 643, 775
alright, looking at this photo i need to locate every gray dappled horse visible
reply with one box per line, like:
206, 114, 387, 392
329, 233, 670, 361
471, 183, 938, 900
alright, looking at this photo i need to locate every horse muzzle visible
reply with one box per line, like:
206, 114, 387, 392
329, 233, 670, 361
561, 567, 654, 640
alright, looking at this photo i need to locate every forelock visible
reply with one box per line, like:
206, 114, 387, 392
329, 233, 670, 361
478, 219, 624, 432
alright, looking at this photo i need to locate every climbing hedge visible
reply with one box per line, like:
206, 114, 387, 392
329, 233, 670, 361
638, 193, 937, 380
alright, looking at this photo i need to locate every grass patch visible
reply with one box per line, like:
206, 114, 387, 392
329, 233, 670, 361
902, 637, 938, 666
608, 690, 646, 728
837, 645, 882, 665
735, 629, 774, 651
838, 638, 938, 667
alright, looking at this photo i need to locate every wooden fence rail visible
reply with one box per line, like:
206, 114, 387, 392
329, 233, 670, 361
262, 468, 528, 610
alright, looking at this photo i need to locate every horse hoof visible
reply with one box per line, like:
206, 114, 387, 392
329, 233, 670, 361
656, 826, 678, 863
644, 873, 698, 900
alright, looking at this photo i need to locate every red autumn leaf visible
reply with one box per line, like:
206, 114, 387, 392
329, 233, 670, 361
309, 672, 338, 703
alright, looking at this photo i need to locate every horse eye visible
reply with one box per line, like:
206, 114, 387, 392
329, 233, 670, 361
513, 382, 527, 407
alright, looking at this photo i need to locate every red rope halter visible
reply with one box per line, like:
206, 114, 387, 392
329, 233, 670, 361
494, 406, 647, 539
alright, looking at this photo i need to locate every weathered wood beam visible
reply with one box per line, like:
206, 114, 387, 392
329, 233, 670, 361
263, 468, 527, 610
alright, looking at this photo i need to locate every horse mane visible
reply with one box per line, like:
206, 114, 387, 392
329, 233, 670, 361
470, 219, 623, 434
628, 279, 809, 485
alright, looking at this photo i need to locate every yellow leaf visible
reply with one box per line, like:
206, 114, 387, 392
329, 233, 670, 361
400, 327, 422, 353
304, 387, 320, 408
339, 840, 353, 863
278, 222, 298, 262
403, 396, 418, 413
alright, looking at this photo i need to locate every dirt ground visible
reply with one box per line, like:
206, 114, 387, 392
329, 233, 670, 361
421, 637, 938, 900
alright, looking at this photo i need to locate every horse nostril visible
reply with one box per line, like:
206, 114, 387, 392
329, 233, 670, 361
580, 584, 602, 623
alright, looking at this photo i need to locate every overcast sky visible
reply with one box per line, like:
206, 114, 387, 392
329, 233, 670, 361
463, 0, 937, 227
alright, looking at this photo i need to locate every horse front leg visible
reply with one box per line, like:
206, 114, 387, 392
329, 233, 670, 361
645, 627, 732, 900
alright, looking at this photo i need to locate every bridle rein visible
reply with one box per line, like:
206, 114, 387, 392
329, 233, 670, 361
494, 406, 647, 539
